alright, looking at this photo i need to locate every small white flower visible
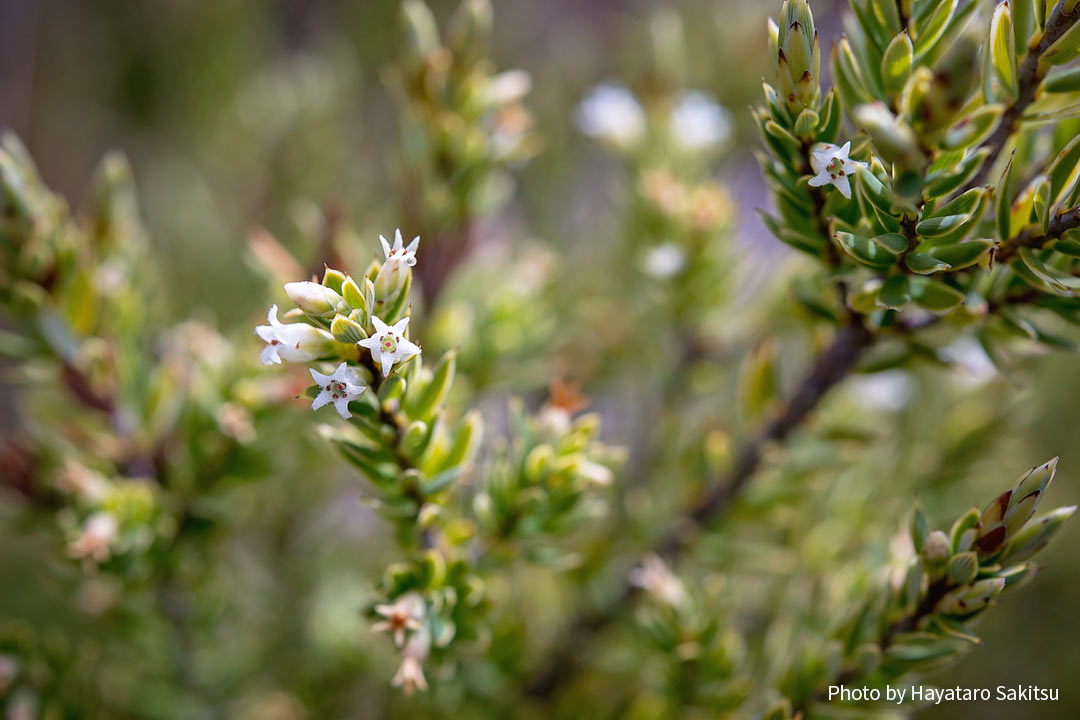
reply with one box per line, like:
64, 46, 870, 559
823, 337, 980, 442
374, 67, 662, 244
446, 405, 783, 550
669, 91, 732, 151
392, 625, 431, 696
0, 654, 20, 695
848, 370, 915, 411
578, 460, 614, 486
358, 316, 421, 376
379, 229, 420, 269
807, 141, 864, 199
372, 592, 425, 647
68, 511, 118, 564
392, 655, 428, 696
284, 281, 344, 315
629, 554, 687, 608
575, 84, 646, 149
309, 363, 365, 420
255, 304, 335, 365
485, 69, 532, 105
642, 242, 686, 278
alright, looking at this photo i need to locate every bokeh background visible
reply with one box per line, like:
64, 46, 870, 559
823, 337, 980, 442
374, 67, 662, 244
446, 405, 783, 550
1, 0, 1078, 717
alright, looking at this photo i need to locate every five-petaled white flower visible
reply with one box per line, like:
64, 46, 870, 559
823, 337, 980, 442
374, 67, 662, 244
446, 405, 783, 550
68, 511, 118, 564
372, 592, 425, 647
807, 141, 863, 199
309, 363, 365, 419
255, 304, 335, 365
379, 229, 420, 270
359, 316, 421, 376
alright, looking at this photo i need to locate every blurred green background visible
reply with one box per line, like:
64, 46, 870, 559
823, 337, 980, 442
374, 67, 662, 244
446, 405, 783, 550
1, 0, 1079, 718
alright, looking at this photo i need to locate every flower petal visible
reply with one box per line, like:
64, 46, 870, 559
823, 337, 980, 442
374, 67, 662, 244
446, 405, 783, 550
371, 316, 390, 335
392, 316, 410, 335
260, 345, 282, 365
311, 392, 332, 411
380, 353, 394, 376
333, 397, 353, 419
380, 235, 391, 259
310, 367, 332, 385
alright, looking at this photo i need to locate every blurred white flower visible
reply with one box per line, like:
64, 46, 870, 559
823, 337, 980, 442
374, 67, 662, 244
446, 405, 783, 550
485, 69, 532, 105
68, 511, 118, 564
372, 592, 425, 647
0, 654, 19, 695
630, 554, 688, 608
255, 305, 335, 365
942, 338, 998, 388
359, 316, 421, 376
808, 141, 863, 199
670, 91, 732, 151
310, 363, 366, 420
392, 625, 431, 695
576, 84, 645, 149
642, 242, 686, 278
849, 370, 915, 411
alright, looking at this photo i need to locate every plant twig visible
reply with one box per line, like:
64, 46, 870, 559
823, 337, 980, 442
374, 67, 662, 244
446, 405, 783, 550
997, 205, 1080, 262
964, 1, 1080, 191
525, 319, 876, 699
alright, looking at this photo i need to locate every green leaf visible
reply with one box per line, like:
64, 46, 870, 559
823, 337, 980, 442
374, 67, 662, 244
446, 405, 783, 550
932, 615, 982, 645
817, 89, 842, 142
924, 149, 990, 199
916, 187, 985, 237
912, 0, 958, 61
996, 152, 1016, 243
878, 273, 911, 309
1016, 247, 1080, 294
1032, 175, 1052, 235
1043, 16, 1080, 65
871, 232, 909, 254
905, 252, 952, 273
1045, 67, 1080, 93
833, 231, 898, 269
1045, 134, 1080, 208
909, 275, 966, 312
406, 350, 456, 422
940, 104, 1004, 151
881, 31, 915, 95
989, 2, 1018, 99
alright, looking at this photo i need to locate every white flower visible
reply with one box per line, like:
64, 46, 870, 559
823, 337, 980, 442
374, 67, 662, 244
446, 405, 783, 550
309, 363, 365, 420
392, 656, 428, 696
379, 229, 420, 269
485, 69, 532, 105
68, 511, 118, 564
372, 592, 425, 647
807, 141, 864, 199
670, 91, 732, 151
358, 316, 421, 376
848, 370, 915, 411
0, 654, 20, 695
629, 554, 687, 608
284, 281, 344, 315
642, 242, 686, 278
943, 338, 999, 389
392, 625, 431, 696
255, 304, 335, 365
575, 84, 646, 149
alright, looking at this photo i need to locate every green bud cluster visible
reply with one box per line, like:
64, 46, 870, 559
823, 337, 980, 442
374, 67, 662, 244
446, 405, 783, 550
788, 459, 1074, 714
390, 0, 536, 237
757, 0, 1080, 377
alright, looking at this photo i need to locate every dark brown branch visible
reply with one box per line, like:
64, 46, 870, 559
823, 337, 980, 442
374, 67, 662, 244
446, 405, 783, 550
525, 319, 876, 699
997, 205, 1080, 262
964, 1, 1080, 191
